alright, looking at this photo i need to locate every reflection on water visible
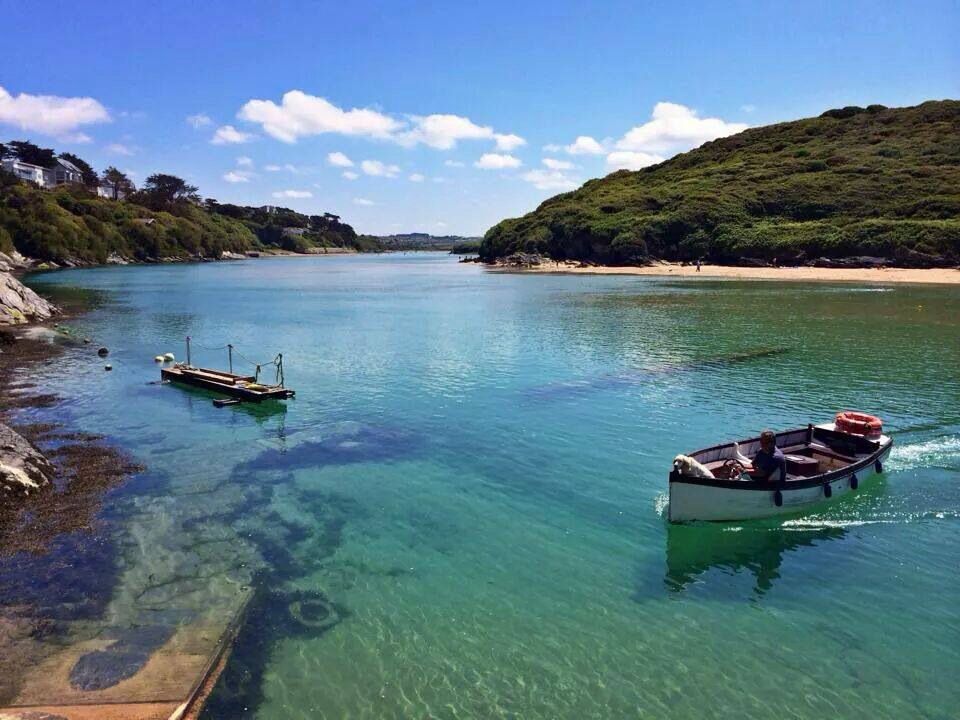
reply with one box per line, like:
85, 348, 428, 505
664, 521, 847, 597
524, 346, 791, 401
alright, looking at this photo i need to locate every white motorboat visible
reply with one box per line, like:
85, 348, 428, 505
668, 416, 893, 523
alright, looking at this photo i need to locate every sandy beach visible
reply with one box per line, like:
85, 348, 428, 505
492, 261, 960, 285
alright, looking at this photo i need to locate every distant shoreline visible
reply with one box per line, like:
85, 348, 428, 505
488, 261, 960, 285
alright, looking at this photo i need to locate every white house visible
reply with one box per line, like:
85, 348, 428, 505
1, 157, 84, 188
1, 158, 47, 185
97, 184, 130, 200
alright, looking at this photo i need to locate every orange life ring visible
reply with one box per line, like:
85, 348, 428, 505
835, 411, 883, 437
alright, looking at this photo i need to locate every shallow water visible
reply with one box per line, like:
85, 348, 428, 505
16, 254, 960, 718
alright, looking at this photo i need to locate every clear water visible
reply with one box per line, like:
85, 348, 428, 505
16, 254, 960, 718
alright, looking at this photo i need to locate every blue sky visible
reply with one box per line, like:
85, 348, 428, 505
1, 0, 957, 235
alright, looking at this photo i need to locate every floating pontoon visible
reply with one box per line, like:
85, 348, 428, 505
161, 337, 295, 404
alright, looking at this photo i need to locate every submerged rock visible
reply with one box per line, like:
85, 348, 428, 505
0, 422, 55, 495
0, 273, 57, 326
242, 422, 420, 473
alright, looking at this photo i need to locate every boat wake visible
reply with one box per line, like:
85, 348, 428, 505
885, 435, 960, 472
654, 492, 669, 518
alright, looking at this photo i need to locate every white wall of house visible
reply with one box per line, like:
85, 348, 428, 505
2, 158, 48, 186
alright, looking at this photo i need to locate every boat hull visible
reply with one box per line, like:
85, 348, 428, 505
668, 431, 892, 523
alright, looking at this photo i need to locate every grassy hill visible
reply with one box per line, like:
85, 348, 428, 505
365, 233, 483, 251
0, 172, 375, 265
480, 101, 960, 267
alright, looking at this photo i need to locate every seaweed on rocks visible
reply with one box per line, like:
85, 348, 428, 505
0, 323, 147, 704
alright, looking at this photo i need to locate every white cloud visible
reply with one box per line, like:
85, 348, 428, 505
615, 102, 747, 155
396, 114, 483, 149
565, 136, 605, 155
239, 90, 402, 143
327, 151, 353, 167
432, 176, 447, 183
408, 173, 425, 182
342, 171, 359, 180
211, 124, 255, 145
521, 168, 579, 191
272, 189, 312, 198
60, 132, 93, 144
186, 113, 213, 128
444, 159, 465, 168
435, 222, 448, 228
0, 85, 110, 138
494, 133, 526, 151
398, 114, 525, 151
474, 153, 521, 169
542, 143, 562, 152
236, 156, 253, 167
105, 142, 134, 156
361, 159, 400, 177
353, 197, 374, 206
223, 170, 253, 183
542, 157, 574, 170
741, 104, 757, 114
605, 150, 665, 171
236, 92, 524, 154
264, 164, 281, 172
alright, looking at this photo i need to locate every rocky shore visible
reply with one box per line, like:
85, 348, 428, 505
0, 253, 58, 325
0, 275, 143, 555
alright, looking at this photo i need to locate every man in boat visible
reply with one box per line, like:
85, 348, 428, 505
750, 430, 786, 483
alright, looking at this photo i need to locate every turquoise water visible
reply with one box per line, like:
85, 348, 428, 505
15, 254, 960, 718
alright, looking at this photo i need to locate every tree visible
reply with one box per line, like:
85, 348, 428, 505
0, 142, 7, 159
7, 140, 56, 167
137, 173, 200, 209
101, 166, 134, 200
60, 152, 99, 187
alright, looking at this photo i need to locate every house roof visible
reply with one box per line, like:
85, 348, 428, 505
56, 158, 82, 173
1, 158, 47, 171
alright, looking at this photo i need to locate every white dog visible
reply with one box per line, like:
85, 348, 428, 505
732, 442, 753, 465
673, 454, 715, 479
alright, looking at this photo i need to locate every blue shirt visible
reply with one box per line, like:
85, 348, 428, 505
753, 446, 786, 482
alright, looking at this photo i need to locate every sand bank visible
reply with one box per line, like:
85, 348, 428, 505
492, 261, 960, 285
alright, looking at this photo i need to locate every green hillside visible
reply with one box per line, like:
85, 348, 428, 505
0, 147, 374, 264
480, 101, 960, 266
